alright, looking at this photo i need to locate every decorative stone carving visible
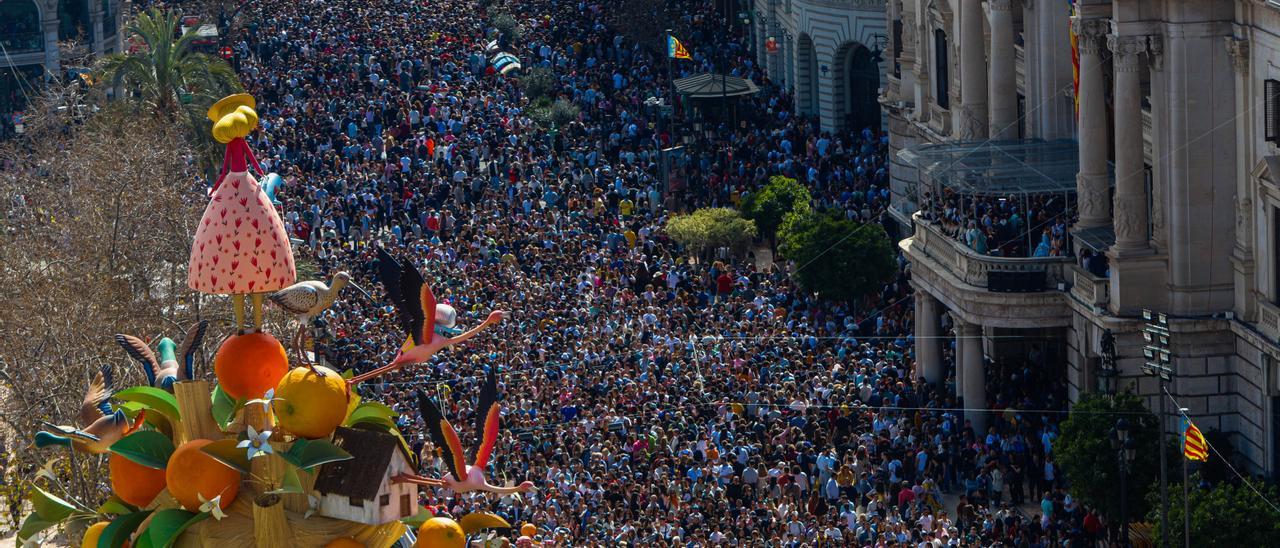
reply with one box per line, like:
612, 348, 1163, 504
1077, 173, 1110, 222
1146, 35, 1163, 72
1071, 18, 1109, 54
1108, 34, 1146, 73
1225, 37, 1250, 74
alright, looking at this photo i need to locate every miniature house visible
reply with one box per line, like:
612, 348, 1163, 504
313, 426, 419, 525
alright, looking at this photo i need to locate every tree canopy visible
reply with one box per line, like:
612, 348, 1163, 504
1147, 475, 1280, 546
1057, 392, 1164, 521
777, 211, 895, 301
666, 208, 757, 260
741, 176, 811, 239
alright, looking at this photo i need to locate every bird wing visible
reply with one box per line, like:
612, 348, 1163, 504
41, 421, 100, 442
269, 283, 320, 315
176, 320, 208, 381
115, 334, 159, 387
398, 254, 435, 346
78, 365, 113, 427
417, 391, 467, 481
472, 366, 501, 470
378, 249, 428, 346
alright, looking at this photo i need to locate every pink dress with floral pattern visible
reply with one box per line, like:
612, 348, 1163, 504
187, 169, 296, 294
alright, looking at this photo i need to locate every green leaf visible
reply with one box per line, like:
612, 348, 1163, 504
266, 466, 304, 495
99, 510, 153, 548
144, 508, 208, 548
280, 438, 353, 470
97, 495, 138, 516
345, 401, 397, 426
198, 438, 250, 474
401, 507, 434, 528
108, 430, 175, 469
210, 385, 241, 429
31, 485, 77, 522
348, 417, 396, 433
114, 386, 182, 424
17, 514, 56, 544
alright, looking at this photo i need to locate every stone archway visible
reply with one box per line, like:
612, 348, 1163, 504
796, 33, 818, 118
834, 42, 882, 132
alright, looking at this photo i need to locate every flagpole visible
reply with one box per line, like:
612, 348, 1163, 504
1180, 407, 1190, 548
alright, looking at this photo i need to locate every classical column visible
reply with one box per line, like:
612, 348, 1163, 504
914, 291, 942, 385
987, 0, 1017, 139
91, 8, 105, 55
956, 320, 987, 435
1109, 34, 1150, 255
958, 0, 988, 139
1074, 19, 1111, 229
42, 13, 60, 81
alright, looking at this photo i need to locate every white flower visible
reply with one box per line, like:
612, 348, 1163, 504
198, 493, 228, 521
237, 425, 274, 460
247, 388, 283, 411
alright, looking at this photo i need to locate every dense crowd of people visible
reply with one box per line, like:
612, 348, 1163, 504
922, 191, 1072, 259
224, 0, 1093, 544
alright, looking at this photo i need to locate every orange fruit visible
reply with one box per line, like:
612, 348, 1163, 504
520, 523, 538, 537
165, 439, 241, 511
273, 365, 350, 439
110, 451, 167, 507
324, 538, 365, 548
214, 331, 289, 399
82, 521, 110, 548
414, 518, 465, 548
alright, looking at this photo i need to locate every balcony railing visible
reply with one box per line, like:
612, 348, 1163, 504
911, 213, 1072, 290
1070, 265, 1110, 310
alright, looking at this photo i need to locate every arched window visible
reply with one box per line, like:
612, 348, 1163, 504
0, 0, 44, 53
934, 29, 949, 109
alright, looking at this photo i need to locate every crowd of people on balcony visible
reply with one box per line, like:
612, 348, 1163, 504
921, 189, 1073, 259
207, 0, 1109, 544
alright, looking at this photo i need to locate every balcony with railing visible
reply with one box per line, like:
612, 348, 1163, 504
910, 212, 1072, 289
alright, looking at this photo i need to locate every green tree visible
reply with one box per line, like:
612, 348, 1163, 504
741, 175, 812, 240
97, 9, 242, 176
1148, 476, 1280, 546
667, 208, 758, 260
97, 9, 241, 118
1057, 392, 1163, 521
520, 67, 558, 101
776, 211, 894, 301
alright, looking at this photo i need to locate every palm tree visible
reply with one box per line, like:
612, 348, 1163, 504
97, 9, 242, 174
98, 8, 241, 116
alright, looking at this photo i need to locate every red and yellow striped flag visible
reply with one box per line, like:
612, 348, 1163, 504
1182, 418, 1209, 462
1069, 1, 1079, 119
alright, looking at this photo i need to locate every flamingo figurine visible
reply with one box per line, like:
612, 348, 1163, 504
392, 367, 533, 496
114, 320, 209, 390
346, 248, 505, 385
34, 365, 145, 454
268, 272, 372, 372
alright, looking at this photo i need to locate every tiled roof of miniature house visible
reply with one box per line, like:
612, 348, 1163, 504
313, 426, 414, 500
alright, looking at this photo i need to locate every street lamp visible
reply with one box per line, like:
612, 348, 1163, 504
1111, 418, 1136, 546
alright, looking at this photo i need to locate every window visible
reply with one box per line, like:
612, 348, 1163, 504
349, 497, 363, 507
400, 494, 411, 515
1266, 79, 1280, 144
934, 29, 949, 109
379, 493, 390, 507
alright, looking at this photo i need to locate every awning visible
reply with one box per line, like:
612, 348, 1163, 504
897, 139, 1101, 196
673, 73, 760, 98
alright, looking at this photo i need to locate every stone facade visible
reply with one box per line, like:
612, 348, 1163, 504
887, 0, 1280, 476
0, 0, 124, 83
753, 0, 889, 131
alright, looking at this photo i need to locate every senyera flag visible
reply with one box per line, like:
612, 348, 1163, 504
668, 35, 692, 60
1182, 416, 1209, 462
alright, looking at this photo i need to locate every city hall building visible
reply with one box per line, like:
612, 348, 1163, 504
884, 0, 1280, 476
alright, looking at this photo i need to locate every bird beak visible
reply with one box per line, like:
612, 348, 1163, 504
349, 282, 373, 300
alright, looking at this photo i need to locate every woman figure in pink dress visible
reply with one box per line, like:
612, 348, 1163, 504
188, 94, 296, 333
